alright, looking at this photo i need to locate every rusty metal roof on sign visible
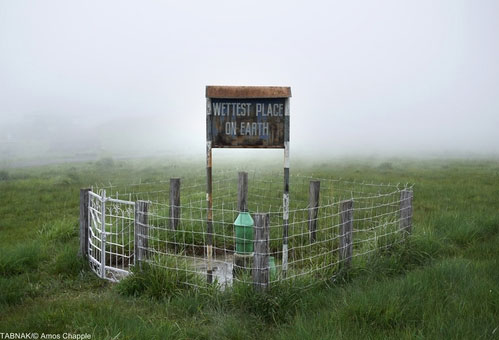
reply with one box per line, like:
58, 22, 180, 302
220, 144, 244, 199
206, 86, 292, 98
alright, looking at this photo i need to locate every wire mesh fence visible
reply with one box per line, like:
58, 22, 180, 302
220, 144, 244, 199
82, 170, 413, 289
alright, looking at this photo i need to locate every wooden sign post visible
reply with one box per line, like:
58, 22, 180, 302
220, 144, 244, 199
206, 85, 291, 282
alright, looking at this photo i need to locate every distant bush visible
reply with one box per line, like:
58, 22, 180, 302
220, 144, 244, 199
9, 173, 31, 180
0, 170, 9, 181
53, 172, 80, 185
64, 170, 80, 184
377, 162, 393, 170
96, 157, 115, 168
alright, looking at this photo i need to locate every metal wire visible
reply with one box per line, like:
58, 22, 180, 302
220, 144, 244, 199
89, 171, 413, 288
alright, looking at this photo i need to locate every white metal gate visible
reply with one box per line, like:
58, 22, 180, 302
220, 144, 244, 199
88, 190, 135, 282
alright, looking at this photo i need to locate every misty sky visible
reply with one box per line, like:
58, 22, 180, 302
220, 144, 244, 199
1, 1, 498, 161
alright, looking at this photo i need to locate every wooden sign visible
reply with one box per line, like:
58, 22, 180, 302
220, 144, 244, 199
204, 85, 292, 284
206, 86, 291, 148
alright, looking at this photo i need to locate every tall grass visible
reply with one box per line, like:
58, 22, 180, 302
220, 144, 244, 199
117, 255, 205, 299
0, 241, 45, 276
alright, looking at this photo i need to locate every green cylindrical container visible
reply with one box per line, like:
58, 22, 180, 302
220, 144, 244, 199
234, 212, 254, 254
269, 256, 277, 280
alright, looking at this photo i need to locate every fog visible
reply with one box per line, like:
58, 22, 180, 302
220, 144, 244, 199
1, 1, 498, 165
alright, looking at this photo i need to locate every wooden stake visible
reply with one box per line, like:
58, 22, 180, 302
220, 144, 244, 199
79, 188, 90, 258
400, 189, 413, 236
308, 180, 320, 243
339, 199, 353, 269
253, 213, 270, 291
134, 200, 149, 269
234, 172, 250, 279
238, 172, 248, 212
169, 178, 181, 230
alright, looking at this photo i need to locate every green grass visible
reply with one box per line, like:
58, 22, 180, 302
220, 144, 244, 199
117, 256, 205, 300
1, 157, 499, 339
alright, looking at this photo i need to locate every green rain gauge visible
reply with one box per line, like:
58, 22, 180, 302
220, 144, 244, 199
234, 212, 254, 254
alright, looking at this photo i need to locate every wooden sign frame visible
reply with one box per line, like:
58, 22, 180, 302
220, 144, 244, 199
205, 85, 291, 282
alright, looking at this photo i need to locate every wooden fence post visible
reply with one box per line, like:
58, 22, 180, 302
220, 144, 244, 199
134, 200, 149, 269
253, 213, 270, 291
238, 172, 248, 212
169, 178, 181, 230
79, 188, 90, 258
339, 199, 354, 269
234, 172, 251, 279
400, 189, 413, 236
308, 180, 320, 243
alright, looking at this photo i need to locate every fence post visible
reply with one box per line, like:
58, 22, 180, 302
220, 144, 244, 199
339, 199, 353, 269
134, 200, 149, 269
100, 190, 107, 279
400, 189, 413, 236
206, 139, 213, 284
308, 180, 320, 243
79, 188, 90, 258
253, 213, 270, 291
234, 172, 251, 279
238, 171, 248, 212
169, 178, 181, 230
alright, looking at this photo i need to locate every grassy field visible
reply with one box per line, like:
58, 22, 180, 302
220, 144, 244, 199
1, 157, 498, 339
